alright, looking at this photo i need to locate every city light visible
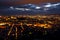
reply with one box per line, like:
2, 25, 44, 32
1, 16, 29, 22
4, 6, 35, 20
0, 15, 60, 40
0, 23, 7, 25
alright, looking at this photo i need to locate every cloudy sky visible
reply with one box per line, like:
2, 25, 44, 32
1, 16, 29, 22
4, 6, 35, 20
0, 0, 60, 5
0, 0, 60, 15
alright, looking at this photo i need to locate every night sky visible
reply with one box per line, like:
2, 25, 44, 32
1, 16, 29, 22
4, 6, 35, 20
0, 0, 60, 5
0, 0, 60, 15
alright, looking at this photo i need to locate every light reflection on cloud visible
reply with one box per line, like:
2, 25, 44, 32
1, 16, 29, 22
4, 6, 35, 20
44, 4, 52, 7
10, 6, 14, 9
35, 6, 41, 9
15, 8, 25, 11
44, 3, 60, 7
25, 8, 31, 11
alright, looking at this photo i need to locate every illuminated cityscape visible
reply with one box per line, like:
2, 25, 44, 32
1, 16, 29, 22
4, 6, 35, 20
0, 0, 60, 40
0, 15, 60, 40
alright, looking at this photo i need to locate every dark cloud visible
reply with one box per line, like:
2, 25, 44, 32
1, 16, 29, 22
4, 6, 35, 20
0, 0, 60, 6
0, 0, 60, 15
0, 3, 60, 15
